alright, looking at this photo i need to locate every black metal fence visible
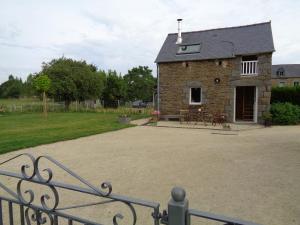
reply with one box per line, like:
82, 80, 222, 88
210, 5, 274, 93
0, 154, 260, 225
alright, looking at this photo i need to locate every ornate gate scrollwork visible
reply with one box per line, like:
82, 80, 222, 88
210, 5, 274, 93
0, 153, 259, 225
0, 153, 159, 225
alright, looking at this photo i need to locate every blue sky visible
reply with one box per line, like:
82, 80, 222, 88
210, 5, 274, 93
0, 0, 299, 83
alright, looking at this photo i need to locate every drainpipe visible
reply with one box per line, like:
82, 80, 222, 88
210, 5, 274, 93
157, 64, 160, 112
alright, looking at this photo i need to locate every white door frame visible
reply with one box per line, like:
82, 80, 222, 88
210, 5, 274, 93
254, 87, 258, 123
233, 86, 258, 123
233, 87, 236, 123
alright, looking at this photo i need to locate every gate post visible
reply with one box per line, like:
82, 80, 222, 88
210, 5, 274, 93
168, 187, 189, 225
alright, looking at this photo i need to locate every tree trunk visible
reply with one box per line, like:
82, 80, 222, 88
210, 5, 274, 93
43, 91, 47, 118
65, 100, 71, 111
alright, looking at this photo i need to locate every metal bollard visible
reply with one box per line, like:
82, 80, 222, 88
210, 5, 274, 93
168, 187, 189, 225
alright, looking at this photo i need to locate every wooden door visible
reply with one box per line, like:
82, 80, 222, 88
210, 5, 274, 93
236, 86, 255, 121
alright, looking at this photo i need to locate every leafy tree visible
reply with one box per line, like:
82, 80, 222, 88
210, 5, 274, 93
0, 75, 23, 98
23, 74, 36, 97
102, 70, 127, 107
41, 57, 105, 109
123, 66, 156, 102
33, 74, 51, 117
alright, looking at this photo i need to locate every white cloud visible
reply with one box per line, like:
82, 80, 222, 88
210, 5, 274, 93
0, 0, 300, 83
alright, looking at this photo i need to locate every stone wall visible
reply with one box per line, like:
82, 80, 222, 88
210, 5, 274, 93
158, 53, 272, 123
229, 54, 272, 123
272, 77, 300, 87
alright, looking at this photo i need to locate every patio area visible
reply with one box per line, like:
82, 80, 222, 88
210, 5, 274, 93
155, 120, 264, 131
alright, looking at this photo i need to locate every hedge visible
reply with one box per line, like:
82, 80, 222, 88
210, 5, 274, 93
270, 103, 300, 125
271, 86, 300, 106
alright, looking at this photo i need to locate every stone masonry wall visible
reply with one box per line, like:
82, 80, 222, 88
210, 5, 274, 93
272, 77, 300, 87
229, 54, 272, 123
158, 53, 272, 123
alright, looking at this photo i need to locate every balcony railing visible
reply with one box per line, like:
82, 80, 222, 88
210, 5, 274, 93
241, 60, 258, 75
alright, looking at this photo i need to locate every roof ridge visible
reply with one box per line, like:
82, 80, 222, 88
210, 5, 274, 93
273, 64, 300, 66
168, 21, 271, 35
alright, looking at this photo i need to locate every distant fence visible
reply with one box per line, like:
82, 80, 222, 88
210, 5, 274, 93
3, 102, 65, 113
0, 100, 153, 114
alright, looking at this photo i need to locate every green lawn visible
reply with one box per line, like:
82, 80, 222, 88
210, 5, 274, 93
0, 112, 147, 154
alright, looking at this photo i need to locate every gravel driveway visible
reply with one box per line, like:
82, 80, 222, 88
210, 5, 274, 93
0, 125, 299, 225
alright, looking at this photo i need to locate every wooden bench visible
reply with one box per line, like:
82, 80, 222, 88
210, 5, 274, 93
160, 115, 181, 121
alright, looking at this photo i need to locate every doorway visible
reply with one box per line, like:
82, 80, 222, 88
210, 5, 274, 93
235, 86, 256, 121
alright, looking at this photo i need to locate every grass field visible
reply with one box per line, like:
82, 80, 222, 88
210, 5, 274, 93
0, 112, 149, 154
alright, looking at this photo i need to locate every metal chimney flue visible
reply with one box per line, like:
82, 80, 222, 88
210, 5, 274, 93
176, 19, 183, 44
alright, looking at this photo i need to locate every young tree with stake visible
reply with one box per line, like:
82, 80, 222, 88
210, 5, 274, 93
34, 74, 51, 117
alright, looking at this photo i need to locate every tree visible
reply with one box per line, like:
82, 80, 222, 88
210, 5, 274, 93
33, 74, 51, 117
23, 74, 36, 97
0, 75, 23, 98
123, 66, 156, 102
41, 57, 105, 109
102, 70, 127, 108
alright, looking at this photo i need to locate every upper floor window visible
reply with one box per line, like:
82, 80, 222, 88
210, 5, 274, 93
190, 87, 202, 105
241, 55, 258, 75
276, 68, 285, 76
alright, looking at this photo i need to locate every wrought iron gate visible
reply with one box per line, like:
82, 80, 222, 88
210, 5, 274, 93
0, 154, 260, 225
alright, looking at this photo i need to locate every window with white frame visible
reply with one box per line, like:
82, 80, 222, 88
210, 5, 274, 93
190, 87, 202, 104
294, 81, 299, 86
279, 82, 285, 87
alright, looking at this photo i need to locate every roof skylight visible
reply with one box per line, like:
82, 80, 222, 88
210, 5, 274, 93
177, 44, 201, 54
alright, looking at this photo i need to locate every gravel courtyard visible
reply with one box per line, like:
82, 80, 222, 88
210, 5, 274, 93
0, 125, 299, 225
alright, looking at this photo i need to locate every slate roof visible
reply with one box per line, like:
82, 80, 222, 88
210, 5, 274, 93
155, 22, 275, 63
272, 64, 300, 78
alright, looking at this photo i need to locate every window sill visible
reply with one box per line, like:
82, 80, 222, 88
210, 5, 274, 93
240, 74, 258, 77
189, 102, 202, 105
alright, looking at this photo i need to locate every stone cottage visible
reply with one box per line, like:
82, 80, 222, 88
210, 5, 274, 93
272, 64, 300, 87
155, 20, 275, 123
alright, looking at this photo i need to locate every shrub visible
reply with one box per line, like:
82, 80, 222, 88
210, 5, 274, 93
271, 86, 300, 106
262, 112, 272, 121
270, 103, 300, 125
